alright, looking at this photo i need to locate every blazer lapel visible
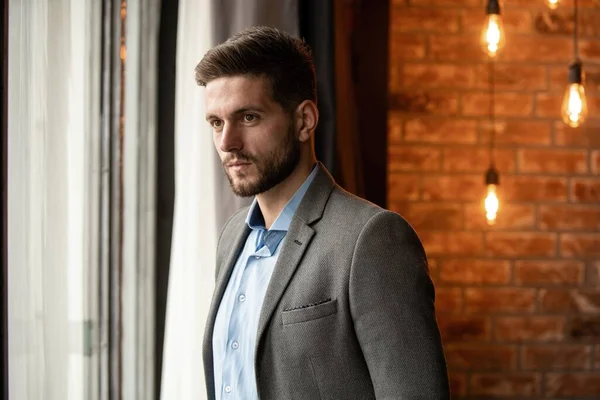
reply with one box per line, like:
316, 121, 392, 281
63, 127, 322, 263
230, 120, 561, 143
203, 221, 251, 397
255, 163, 336, 357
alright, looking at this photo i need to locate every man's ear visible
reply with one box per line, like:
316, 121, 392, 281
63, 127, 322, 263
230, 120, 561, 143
294, 100, 319, 143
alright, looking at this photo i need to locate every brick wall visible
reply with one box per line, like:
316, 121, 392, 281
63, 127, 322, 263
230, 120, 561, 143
388, 0, 600, 398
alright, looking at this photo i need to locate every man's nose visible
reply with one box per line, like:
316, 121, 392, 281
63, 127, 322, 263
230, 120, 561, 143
219, 123, 243, 153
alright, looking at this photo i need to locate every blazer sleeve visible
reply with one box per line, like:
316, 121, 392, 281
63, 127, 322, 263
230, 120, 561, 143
349, 210, 450, 399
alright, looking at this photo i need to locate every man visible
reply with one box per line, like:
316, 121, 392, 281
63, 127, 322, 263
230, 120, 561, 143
198, 26, 449, 399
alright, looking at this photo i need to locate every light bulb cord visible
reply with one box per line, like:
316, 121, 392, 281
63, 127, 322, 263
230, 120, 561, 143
574, 0, 579, 60
488, 57, 496, 168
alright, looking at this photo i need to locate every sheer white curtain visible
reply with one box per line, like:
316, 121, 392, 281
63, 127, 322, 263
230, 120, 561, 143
7, 0, 101, 399
160, 0, 217, 399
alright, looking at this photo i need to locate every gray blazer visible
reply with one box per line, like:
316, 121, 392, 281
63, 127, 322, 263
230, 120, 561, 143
203, 164, 450, 399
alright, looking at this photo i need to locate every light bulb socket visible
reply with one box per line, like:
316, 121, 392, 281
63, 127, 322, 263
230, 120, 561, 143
485, 166, 499, 185
568, 60, 584, 84
486, 0, 501, 15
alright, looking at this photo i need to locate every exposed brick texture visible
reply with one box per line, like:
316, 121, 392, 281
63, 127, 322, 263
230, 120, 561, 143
388, 1, 600, 398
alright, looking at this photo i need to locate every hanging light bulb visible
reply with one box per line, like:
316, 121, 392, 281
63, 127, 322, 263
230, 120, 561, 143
481, 0, 505, 58
561, 0, 587, 128
484, 166, 500, 225
562, 61, 588, 127
546, 0, 560, 9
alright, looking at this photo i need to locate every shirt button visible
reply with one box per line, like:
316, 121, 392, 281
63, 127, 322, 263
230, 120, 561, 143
225, 386, 232, 393
238, 294, 246, 302
254, 256, 260, 260
231, 341, 239, 349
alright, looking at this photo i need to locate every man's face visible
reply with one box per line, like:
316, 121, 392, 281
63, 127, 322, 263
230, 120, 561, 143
205, 76, 301, 197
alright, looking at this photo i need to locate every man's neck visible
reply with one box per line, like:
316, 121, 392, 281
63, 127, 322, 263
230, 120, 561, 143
256, 161, 315, 229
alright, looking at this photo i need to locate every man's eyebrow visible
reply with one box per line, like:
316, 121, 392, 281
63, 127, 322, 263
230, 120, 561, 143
205, 105, 267, 121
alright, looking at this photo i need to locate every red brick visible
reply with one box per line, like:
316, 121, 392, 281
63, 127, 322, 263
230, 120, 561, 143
593, 150, 600, 175
420, 231, 484, 256
435, 287, 463, 313
515, 260, 584, 286
474, 63, 547, 91
485, 232, 557, 257
588, 261, 600, 289
545, 373, 600, 397
465, 288, 536, 313
503, 176, 568, 202
391, 202, 462, 231
522, 345, 592, 370
421, 175, 482, 201
445, 344, 517, 371
480, 120, 553, 146
389, 90, 459, 115
495, 316, 565, 342
439, 259, 511, 285
518, 148, 588, 174
540, 205, 600, 231
555, 119, 600, 147
462, 92, 534, 117
449, 372, 466, 398
437, 315, 491, 343
560, 233, 600, 257
533, 1, 600, 34
470, 373, 541, 397
428, 258, 440, 286
429, 34, 486, 62
536, 93, 563, 119
389, 33, 427, 60
462, 9, 533, 34
388, 145, 442, 172
391, 8, 460, 33
513, 0, 596, 6
403, 63, 474, 89
388, 64, 402, 93
404, 117, 478, 144
387, 174, 420, 201
502, 35, 572, 63
566, 317, 600, 340
387, 113, 402, 143
541, 289, 600, 313
464, 203, 535, 230
443, 148, 516, 173
406, 0, 481, 6
570, 178, 600, 202
580, 39, 600, 63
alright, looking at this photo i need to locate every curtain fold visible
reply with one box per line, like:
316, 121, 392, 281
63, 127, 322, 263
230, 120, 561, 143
333, 0, 365, 197
7, 0, 100, 398
160, 1, 216, 399
299, 0, 337, 175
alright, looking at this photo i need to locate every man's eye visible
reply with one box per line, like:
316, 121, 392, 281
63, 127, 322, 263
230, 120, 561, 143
211, 120, 222, 128
243, 114, 256, 122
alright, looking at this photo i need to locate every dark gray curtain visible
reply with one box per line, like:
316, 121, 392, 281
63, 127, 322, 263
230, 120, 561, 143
299, 0, 337, 175
155, 1, 178, 398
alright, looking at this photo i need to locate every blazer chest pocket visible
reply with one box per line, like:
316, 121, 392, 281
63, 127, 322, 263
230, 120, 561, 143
282, 298, 338, 325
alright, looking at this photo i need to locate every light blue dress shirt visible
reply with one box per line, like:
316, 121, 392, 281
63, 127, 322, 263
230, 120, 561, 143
212, 166, 318, 399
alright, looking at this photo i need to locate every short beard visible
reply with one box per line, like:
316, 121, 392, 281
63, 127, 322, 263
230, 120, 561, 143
224, 122, 301, 197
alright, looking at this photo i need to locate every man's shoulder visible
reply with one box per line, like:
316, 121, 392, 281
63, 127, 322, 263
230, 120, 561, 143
324, 185, 414, 233
326, 185, 384, 220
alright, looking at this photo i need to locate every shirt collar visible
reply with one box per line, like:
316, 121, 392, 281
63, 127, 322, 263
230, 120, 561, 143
246, 164, 319, 232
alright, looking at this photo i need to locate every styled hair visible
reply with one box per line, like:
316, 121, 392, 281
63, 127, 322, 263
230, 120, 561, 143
195, 26, 317, 112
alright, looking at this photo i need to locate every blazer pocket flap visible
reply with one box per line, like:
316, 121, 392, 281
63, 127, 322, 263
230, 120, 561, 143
282, 299, 338, 325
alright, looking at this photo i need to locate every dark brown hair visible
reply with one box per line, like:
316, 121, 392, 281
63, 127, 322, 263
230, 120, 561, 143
195, 26, 317, 112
